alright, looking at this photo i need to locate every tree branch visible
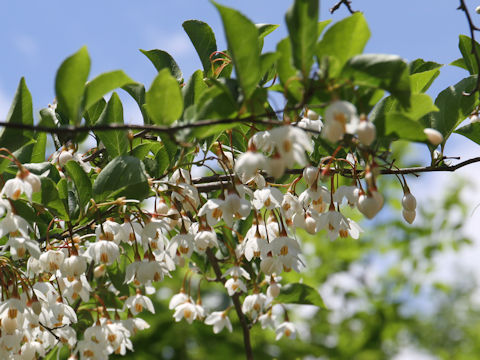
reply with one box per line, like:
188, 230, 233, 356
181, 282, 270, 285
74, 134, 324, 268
458, 0, 480, 98
193, 157, 480, 192
206, 249, 254, 360
330, 0, 356, 14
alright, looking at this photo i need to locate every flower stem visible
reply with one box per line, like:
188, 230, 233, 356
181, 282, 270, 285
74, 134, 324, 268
206, 248, 254, 360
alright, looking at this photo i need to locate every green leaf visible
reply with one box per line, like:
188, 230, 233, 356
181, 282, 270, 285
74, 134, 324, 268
426, 75, 479, 140
140, 49, 183, 82
95, 92, 129, 158
92, 155, 150, 201
55, 46, 91, 124
0, 78, 33, 152
372, 94, 438, 138
458, 35, 480, 75
84, 70, 135, 111
410, 69, 440, 93
276, 283, 325, 307
122, 83, 149, 124
343, 54, 411, 107
155, 146, 170, 177
145, 69, 183, 125
385, 113, 427, 142
257, 23, 279, 50
212, 1, 261, 98
84, 98, 107, 125
285, 0, 319, 77
408, 58, 442, 74
182, 20, 217, 76
317, 13, 370, 77
317, 19, 332, 37
259, 52, 280, 85
194, 85, 237, 123
276, 38, 303, 101
31, 133, 47, 163
450, 58, 468, 71
182, 70, 208, 110
455, 122, 480, 145
32, 177, 68, 219
64, 160, 92, 209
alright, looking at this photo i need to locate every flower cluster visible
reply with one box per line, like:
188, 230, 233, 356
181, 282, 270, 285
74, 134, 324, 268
0, 99, 423, 359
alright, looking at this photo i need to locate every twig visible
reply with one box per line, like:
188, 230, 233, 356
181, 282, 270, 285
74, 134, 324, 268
206, 249, 254, 360
330, 0, 356, 14
192, 156, 480, 192
458, 0, 480, 97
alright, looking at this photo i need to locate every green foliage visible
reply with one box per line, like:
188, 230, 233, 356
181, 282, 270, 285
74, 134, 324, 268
182, 20, 217, 77
55, 46, 91, 124
92, 155, 150, 201
140, 49, 183, 82
95, 92, 129, 158
317, 13, 370, 77
285, 0, 319, 77
212, 1, 261, 99
146, 68, 184, 125
276, 283, 325, 307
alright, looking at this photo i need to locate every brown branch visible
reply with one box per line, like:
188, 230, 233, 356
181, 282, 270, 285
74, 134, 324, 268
206, 249, 253, 360
193, 157, 480, 192
330, 0, 356, 14
458, 0, 480, 97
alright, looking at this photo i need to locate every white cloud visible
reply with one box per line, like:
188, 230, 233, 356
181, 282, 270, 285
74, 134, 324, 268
13, 34, 39, 57
0, 87, 11, 119
142, 26, 193, 58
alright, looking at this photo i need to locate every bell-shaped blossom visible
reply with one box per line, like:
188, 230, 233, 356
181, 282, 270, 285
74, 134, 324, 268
252, 187, 284, 210
204, 311, 233, 334
275, 321, 297, 340
124, 293, 155, 315
224, 277, 248, 296
6, 236, 40, 259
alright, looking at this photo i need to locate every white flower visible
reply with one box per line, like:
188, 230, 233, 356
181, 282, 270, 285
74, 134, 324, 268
323, 100, 359, 142
124, 293, 155, 315
356, 119, 376, 146
39, 249, 65, 273
224, 277, 248, 296
1, 170, 40, 201
234, 151, 269, 183
258, 311, 276, 329
297, 117, 323, 136
173, 301, 198, 324
223, 266, 251, 280
194, 229, 218, 254
204, 311, 233, 334
423, 128, 443, 145
243, 232, 269, 261
270, 126, 313, 168
61, 254, 87, 279
333, 185, 359, 207
0, 212, 30, 238
252, 187, 284, 210
275, 321, 297, 340
86, 240, 120, 265
6, 236, 40, 259
242, 293, 267, 319
169, 291, 190, 310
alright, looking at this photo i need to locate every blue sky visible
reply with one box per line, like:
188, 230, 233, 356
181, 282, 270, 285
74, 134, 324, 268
0, 0, 471, 115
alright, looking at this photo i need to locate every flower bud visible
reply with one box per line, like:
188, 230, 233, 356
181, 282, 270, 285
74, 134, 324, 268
402, 209, 416, 224
267, 282, 281, 298
306, 109, 319, 120
94, 264, 106, 278
303, 166, 318, 187
471, 114, 480, 123
402, 192, 417, 211
357, 120, 376, 146
304, 215, 317, 234
423, 128, 443, 146
476, 5, 480, 14
58, 150, 73, 167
